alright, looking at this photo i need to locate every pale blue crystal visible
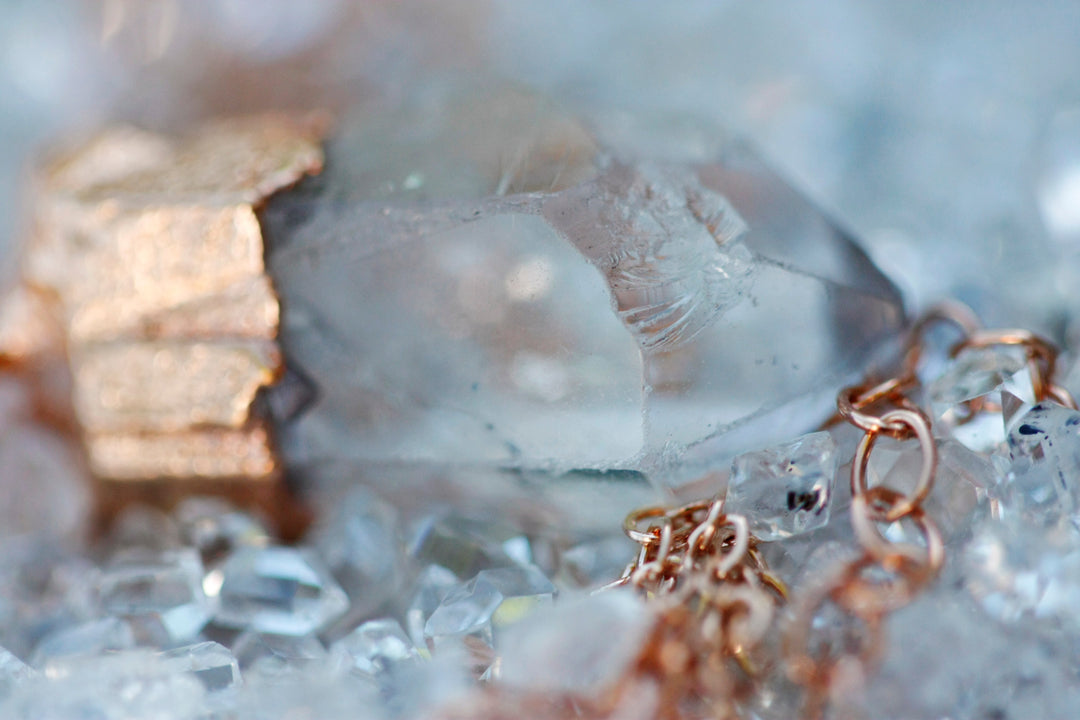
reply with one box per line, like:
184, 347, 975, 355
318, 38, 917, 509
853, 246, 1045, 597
409, 513, 533, 579
726, 431, 837, 540
330, 618, 420, 678
1000, 402, 1080, 530
210, 546, 349, 636
30, 617, 137, 667
405, 564, 461, 650
174, 497, 271, 564
232, 630, 328, 677
158, 641, 240, 692
95, 548, 213, 645
0, 645, 34, 699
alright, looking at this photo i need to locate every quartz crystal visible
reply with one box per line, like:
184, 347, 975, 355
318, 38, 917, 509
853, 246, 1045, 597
30, 617, 137, 667
725, 431, 838, 540
264, 87, 904, 482
210, 546, 349, 636
424, 565, 556, 651
158, 641, 240, 692
94, 548, 213, 645
330, 618, 420, 678
999, 402, 1080, 530
174, 497, 271, 565
927, 345, 1037, 453
410, 514, 533, 579
232, 630, 327, 676
405, 564, 462, 650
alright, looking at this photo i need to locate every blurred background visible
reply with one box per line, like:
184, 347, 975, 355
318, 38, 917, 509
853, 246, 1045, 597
3, 0, 1080, 336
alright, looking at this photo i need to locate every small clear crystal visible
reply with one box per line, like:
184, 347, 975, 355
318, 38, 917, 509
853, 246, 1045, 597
1000, 402, 1080, 530
174, 497, 271, 565
405, 564, 462, 650
424, 565, 556, 651
211, 546, 349, 636
95, 548, 213, 645
30, 617, 137, 667
927, 345, 1037, 453
232, 630, 328, 677
726, 431, 837, 540
330, 618, 420, 678
410, 513, 533, 579
158, 641, 240, 692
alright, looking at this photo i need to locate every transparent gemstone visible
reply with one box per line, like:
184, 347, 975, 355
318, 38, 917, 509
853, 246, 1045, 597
1000, 402, 1080, 530
174, 497, 271, 565
232, 630, 327, 677
424, 565, 556, 651
265, 87, 903, 478
499, 589, 650, 694
158, 641, 240, 692
405, 564, 462, 650
726, 431, 837, 540
95, 548, 213, 645
309, 486, 407, 617
927, 345, 1037, 453
210, 546, 349, 636
330, 618, 420, 678
556, 534, 636, 589
30, 617, 137, 667
409, 513, 532, 579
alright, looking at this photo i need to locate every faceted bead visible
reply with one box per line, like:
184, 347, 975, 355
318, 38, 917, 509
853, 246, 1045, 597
210, 546, 349, 636
405, 564, 462, 650
232, 630, 328, 677
725, 431, 837, 540
999, 402, 1080, 529
95, 548, 213, 645
309, 486, 407, 618
158, 641, 240, 692
498, 589, 650, 694
424, 565, 556, 651
927, 345, 1037, 453
330, 618, 420, 678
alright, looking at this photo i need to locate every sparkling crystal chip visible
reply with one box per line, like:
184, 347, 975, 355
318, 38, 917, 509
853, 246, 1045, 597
158, 641, 240, 692
1001, 402, 1080, 529
95, 548, 213, 645
726, 431, 838, 540
405, 564, 462, 650
232, 630, 328, 677
424, 565, 556, 650
330, 618, 420, 678
211, 546, 349, 636
410, 513, 533, 580
928, 345, 1037, 453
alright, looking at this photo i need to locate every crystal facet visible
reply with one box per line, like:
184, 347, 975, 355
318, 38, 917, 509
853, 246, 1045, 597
211, 546, 349, 636
232, 630, 328, 677
726, 431, 838, 540
330, 618, 420, 678
158, 641, 240, 692
1000, 402, 1080, 530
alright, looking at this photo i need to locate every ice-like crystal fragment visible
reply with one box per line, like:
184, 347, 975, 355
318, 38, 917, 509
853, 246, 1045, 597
174, 497, 270, 565
30, 617, 137, 667
330, 618, 420, 678
158, 641, 240, 692
1000, 402, 1080, 529
232, 630, 327, 677
499, 589, 650, 694
309, 486, 407, 617
927, 345, 1037, 453
405, 564, 462, 650
424, 565, 556, 650
211, 546, 348, 636
410, 513, 532, 579
95, 548, 213, 645
725, 431, 837, 540
264, 88, 903, 479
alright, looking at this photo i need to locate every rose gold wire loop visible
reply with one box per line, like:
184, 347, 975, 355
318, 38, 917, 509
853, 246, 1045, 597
951, 328, 1058, 401
1048, 383, 1079, 410
849, 487, 945, 574
685, 498, 726, 564
828, 550, 939, 617
837, 377, 920, 438
900, 300, 981, 376
850, 408, 937, 521
710, 514, 750, 580
624, 505, 669, 545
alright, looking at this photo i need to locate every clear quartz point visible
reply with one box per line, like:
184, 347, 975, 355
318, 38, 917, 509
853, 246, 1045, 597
405, 564, 462, 650
1000, 402, 1080, 529
174, 498, 271, 565
264, 87, 904, 481
95, 548, 213, 645
158, 641, 240, 692
725, 431, 838, 540
424, 565, 556, 651
210, 546, 349, 637
409, 514, 533, 579
330, 618, 420, 678
927, 345, 1037, 453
